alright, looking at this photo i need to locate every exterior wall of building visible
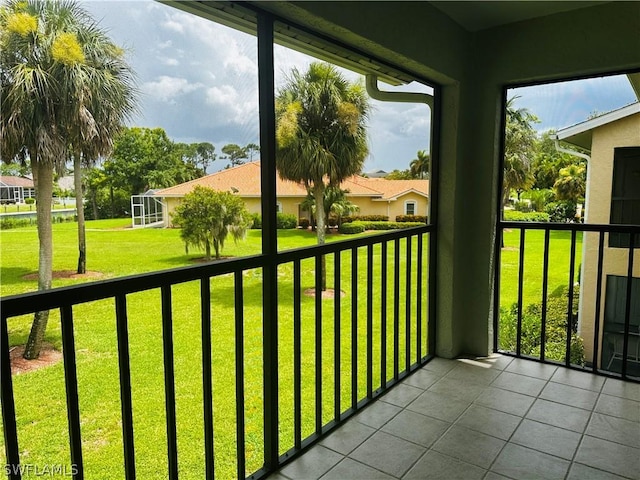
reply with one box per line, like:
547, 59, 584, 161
579, 114, 640, 363
348, 193, 428, 220
162, 193, 429, 227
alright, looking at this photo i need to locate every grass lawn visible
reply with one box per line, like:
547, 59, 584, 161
0, 221, 580, 478
499, 228, 583, 309
0, 220, 429, 479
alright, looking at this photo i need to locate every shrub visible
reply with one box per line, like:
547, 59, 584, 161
503, 210, 550, 222
513, 200, 532, 212
499, 286, 584, 365
277, 213, 297, 229
25, 198, 35, 205
339, 222, 365, 234
396, 214, 427, 223
545, 201, 577, 223
250, 213, 262, 229
523, 189, 555, 212
298, 218, 310, 229
342, 214, 388, 223
340, 220, 425, 233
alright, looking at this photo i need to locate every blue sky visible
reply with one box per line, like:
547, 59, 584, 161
82, 1, 637, 173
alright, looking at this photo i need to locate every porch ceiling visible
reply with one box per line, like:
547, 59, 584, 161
429, 1, 611, 32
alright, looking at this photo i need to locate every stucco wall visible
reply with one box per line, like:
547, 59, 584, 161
579, 114, 640, 363
163, 193, 429, 227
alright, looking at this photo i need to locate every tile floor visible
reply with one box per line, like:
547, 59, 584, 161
270, 355, 640, 480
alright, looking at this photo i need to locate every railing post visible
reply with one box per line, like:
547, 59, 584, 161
258, 11, 279, 472
1, 313, 21, 479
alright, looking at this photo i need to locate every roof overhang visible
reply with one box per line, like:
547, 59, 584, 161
555, 102, 640, 150
161, 1, 413, 86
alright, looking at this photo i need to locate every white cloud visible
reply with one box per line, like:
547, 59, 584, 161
206, 84, 258, 123
143, 76, 203, 102
161, 58, 179, 66
162, 19, 184, 33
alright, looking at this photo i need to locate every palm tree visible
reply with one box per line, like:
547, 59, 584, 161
410, 150, 430, 179
302, 186, 360, 229
503, 97, 538, 210
276, 62, 369, 289
554, 164, 586, 203
0, 0, 136, 358
63, 17, 136, 274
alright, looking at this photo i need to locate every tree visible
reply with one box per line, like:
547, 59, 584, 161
531, 132, 583, 190
275, 62, 369, 290
61, 10, 136, 274
385, 169, 414, 180
194, 142, 216, 173
104, 127, 199, 196
301, 186, 360, 229
221, 143, 248, 168
554, 164, 586, 203
409, 149, 430, 179
245, 143, 260, 161
503, 97, 538, 210
0, 0, 134, 358
172, 186, 250, 260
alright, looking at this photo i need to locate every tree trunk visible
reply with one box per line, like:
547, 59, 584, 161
24, 160, 54, 360
205, 239, 212, 260
74, 155, 86, 274
314, 184, 327, 291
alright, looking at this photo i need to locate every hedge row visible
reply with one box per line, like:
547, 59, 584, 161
339, 220, 426, 234
503, 210, 550, 222
342, 215, 389, 223
250, 213, 299, 229
395, 215, 427, 223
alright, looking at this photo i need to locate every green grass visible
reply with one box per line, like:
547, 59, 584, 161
499, 228, 583, 308
0, 222, 582, 478
0, 220, 429, 479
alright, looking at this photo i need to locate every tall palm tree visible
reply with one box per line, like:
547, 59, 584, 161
0, 0, 136, 358
63, 18, 136, 273
410, 149, 430, 179
503, 97, 538, 210
276, 62, 369, 290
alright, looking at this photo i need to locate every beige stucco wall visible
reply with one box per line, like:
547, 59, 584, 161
349, 193, 429, 220
579, 114, 640, 363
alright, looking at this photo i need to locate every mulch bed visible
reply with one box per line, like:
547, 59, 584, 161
9, 342, 62, 375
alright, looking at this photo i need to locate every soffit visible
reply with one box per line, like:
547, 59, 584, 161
429, 1, 611, 32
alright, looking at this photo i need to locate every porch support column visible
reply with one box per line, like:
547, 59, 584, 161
435, 67, 502, 358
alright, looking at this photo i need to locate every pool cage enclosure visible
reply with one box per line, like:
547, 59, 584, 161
131, 190, 165, 228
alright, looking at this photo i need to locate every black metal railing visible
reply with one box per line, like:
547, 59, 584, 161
495, 221, 640, 382
1, 226, 434, 479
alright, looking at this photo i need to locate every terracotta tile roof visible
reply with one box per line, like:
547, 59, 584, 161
0, 176, 34, 188
351, 176, 429, 200
155, 161, 428, 200
156, 162, 307, 197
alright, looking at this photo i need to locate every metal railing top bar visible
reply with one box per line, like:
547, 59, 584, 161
500, 221, 640, 233
1, 226, 432, 318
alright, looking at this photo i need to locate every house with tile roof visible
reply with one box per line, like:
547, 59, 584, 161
150, 161, 428, 227
0, 176, 35, 203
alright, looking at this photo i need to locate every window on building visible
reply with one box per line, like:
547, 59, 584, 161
276, 202, 282, 213
610, 147, 640, 248
405, 201, 417, 215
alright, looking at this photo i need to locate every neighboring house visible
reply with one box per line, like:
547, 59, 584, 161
0, 176, 35, 203
556, 102, 640, 373
149, 161, 428, 228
